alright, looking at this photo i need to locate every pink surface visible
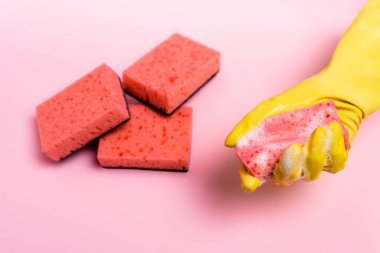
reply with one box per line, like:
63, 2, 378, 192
123, 33, 220, 114
236, 100, 348, 178
1, 0, 380, 252
98, 104, 192, 170
36, 64, 129, 161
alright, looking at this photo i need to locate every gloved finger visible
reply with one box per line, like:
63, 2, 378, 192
304, 126, 328, 181
239, 166, 263, 192
272, 143, 303, 187
325, 121, 348, 173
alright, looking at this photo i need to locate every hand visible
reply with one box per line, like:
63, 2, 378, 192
226, 0, 380, 192
272, 121, 348, 187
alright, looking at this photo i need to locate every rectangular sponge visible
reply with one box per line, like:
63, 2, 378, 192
97, 104, 192, 171
123, 33, 220, 115
36, 64, 130, 161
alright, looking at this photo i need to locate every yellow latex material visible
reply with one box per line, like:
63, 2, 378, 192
225, 0, 380, 191
239, 166, 263, 192
272, 122, 348, 187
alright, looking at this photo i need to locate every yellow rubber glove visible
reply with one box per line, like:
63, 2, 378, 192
226, 0, 380, 192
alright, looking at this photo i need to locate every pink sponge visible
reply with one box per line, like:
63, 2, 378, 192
123, 33, 220, 115
235, 100, 349, 179
97, 104, 192, 171
36, 64, 130, 161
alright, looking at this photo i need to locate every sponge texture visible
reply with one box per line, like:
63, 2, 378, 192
123, 33, 220, 114
36, 64, 130, 161
97, 104, 192, 170
235, 100, 349, 179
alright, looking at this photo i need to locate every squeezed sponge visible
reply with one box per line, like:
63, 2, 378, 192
235, 100, 349, 179
97, 104, 192, 170
123, 33, 220, 114
36, 64, 130, 161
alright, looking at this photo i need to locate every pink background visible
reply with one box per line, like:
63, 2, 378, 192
1, 0, 380, 252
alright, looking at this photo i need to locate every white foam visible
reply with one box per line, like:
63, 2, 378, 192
280, 149, 295, 178
254, 152, 269, 168
280, 146, 304, 179
236, 125, 263, 147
